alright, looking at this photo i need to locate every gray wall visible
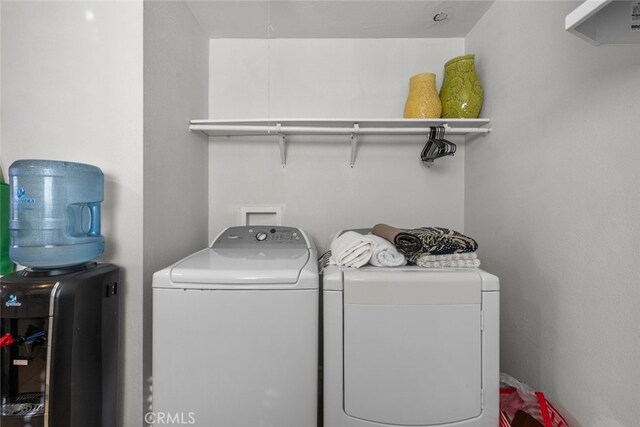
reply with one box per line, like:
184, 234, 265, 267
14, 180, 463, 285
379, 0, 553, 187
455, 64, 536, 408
465, 2, 640, 425
143, 0, 209, 417
208, 39, 467, 251
1, 2, 144, 426
1, 2, 209, 426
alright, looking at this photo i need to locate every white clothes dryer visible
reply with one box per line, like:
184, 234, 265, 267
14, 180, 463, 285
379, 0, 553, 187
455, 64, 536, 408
323, 263, 499, 427
152, 226, 318, 427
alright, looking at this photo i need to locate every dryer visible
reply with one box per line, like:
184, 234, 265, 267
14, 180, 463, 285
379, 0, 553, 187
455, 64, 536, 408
323, 265, 499, 427
152, 226, 318, 427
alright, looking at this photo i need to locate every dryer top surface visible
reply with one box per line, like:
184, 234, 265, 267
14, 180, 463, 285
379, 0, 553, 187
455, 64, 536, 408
322, 265, 499, 292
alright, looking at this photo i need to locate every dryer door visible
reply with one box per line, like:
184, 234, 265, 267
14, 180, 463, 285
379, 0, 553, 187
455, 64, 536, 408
343, 269, 483, 425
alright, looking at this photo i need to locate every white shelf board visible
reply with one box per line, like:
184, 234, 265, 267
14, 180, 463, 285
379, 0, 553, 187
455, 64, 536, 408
566, 0, 640, 45
190, 118, 491, 167
189, 118, 491, 137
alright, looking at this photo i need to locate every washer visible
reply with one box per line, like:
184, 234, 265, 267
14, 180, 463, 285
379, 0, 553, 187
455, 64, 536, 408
152, 226, 318, 427
323, 240, 499, 427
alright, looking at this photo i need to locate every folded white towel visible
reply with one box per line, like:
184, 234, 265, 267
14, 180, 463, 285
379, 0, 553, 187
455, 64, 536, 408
418, 252, 478, 262
329, 231, 374, 268
367, 234, 406, 267
415, 252, 480, 268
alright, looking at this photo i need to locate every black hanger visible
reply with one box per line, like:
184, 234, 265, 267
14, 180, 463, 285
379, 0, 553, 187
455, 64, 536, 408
421, 126, 456, 163
421, 127, 439, 163
436, 126, 455, 156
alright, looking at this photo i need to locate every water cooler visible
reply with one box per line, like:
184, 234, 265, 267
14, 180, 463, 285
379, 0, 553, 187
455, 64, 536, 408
0, 160, 120, 427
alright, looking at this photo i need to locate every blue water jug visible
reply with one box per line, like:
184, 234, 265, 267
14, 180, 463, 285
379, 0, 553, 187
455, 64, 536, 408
8, 160, 105, 268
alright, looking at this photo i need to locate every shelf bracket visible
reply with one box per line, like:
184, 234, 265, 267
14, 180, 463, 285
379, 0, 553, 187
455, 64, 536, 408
350, 123, 359, 168
279, 135, 286, 167
277, 123, 286, 167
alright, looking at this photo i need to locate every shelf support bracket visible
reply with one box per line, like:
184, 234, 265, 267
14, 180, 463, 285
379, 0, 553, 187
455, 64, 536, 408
350, 123, 359, 168
277, 123, 286, 167
279, 135, 286, 167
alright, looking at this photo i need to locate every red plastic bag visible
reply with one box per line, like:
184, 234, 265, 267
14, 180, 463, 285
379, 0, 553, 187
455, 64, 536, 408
499, 374, 569, 427
0, 333, 14, 348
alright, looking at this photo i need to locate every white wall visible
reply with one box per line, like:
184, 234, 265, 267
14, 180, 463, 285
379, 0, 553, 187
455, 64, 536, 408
1, 2, 144, 426
465, 2, 640, 426
142, 0, 209, 416
209, 39, 466, 250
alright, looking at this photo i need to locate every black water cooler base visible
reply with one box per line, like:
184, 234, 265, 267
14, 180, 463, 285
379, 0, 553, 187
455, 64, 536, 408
0, 263, 120, 427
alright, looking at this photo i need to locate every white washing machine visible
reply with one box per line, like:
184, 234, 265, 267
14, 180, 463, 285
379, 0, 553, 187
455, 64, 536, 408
323, 263, 499, 427
152, 226, 318, 427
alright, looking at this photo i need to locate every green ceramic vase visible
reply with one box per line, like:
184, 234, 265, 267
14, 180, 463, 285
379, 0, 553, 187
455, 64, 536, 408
439, 54, 483, 119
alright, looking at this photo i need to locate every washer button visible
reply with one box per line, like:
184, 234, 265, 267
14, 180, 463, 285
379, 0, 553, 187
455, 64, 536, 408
256, 232, 268, 241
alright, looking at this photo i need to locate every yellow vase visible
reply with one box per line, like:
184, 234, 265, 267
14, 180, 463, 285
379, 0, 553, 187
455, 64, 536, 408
403, 73, 442, 119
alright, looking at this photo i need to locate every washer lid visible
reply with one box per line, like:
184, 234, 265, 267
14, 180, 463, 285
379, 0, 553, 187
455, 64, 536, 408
170, 247, 310, 285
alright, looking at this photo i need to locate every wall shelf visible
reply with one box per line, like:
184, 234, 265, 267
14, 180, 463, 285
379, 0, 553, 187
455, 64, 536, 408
566, 0, 640, 45
190, 118, 492, 167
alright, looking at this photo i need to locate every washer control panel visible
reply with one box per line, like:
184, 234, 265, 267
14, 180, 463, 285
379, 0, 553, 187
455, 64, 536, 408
212, 226, 307, 249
